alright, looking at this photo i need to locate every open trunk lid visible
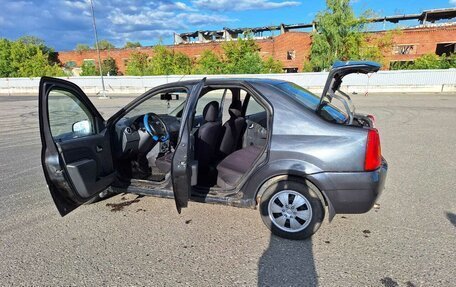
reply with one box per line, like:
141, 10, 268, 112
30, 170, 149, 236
319, 61, 381, 125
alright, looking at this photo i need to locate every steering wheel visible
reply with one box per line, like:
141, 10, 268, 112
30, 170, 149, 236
143, 113, 169, 142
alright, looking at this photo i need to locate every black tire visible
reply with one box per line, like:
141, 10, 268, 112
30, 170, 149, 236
259, 180, 324, 240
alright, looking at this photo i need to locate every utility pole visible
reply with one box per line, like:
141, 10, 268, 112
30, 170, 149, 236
89, 0, 109, 99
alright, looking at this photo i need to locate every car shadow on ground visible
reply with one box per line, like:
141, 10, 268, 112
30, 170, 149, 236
446, 212, 456, 227
258, 235, 318, 286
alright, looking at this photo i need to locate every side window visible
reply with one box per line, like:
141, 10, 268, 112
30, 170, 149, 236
48, 89, 94, 140
245, 96, 264, 116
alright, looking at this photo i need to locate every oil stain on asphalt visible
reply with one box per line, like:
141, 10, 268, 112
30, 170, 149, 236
106, 195, 143, 212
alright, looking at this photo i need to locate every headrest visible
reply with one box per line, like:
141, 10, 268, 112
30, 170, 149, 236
203, 101, 219, 122
228, 100, 242, 118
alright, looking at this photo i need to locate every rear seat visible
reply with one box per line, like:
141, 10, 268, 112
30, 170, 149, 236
216, 145, 263, 189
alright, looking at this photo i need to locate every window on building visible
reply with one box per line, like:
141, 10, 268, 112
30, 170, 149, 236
286, 50, 296, 60
284, 67, 298, 73
435, 43, 456, 56
64, 61, 77, 68
392, 45, 416, 55
123, 58, 129, 66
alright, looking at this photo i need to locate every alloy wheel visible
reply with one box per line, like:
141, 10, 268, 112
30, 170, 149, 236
268, 190, 313, 233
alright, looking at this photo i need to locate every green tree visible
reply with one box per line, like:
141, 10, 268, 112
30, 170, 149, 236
0, 39, 14, 77
124, 41, 142, 48
309, 0, 390, 71
125, 52, 149, 76
101, 57, 118, 75
75, 44, 90, 52
80, 61, 98, 76
221, 36, 263, 74
408, 53, 456, 70
172, 51, 193, 74
96, 40, 115, 50
0, 37, 63, 77
261, 56, 283, 73
302, 60, 314, 72
147, 45, 174, 75
444, 53, 456, 69
390, 53, 456, 70
147, 45, 192, 75
410, 54, 445, 70
193, 50, 223, 74
17, 36, 45, 47
310, 0, 363, 71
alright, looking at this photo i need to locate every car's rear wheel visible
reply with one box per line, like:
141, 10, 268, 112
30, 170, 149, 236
259, 180, 324, 240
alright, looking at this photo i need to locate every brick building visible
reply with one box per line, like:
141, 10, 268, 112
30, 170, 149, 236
57, 8, 456, 75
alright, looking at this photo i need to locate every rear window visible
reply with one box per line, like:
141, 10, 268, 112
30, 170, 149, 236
276, 82, 320, 110
275, 82, 347, 124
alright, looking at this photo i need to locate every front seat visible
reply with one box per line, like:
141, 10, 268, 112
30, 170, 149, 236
194, 101, 223, 185
155, 101, 222, 176
218, 100, 247, 159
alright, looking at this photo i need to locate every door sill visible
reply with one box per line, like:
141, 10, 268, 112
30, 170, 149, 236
112, 183, 255, 209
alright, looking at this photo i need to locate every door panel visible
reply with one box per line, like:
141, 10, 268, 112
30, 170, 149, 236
171, 78, 206, 213
56, 129, 115, 198
243, 119, 268, 148
39, 77, 116, 216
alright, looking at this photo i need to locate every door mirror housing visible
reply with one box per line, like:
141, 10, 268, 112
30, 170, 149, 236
72, 120, 92, 136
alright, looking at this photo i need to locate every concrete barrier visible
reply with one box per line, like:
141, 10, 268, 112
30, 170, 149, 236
1, 69, 455, 95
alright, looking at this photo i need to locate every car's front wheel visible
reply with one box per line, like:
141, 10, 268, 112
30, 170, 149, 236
259, 180, 324, 240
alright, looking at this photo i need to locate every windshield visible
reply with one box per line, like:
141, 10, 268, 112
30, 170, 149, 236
275, 82, 348, 124
126, 90, 188, 119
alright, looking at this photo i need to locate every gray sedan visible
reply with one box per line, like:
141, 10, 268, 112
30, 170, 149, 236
38, 61, 387, 240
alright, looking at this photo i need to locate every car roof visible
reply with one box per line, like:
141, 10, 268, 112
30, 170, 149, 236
162, 77, 288, 88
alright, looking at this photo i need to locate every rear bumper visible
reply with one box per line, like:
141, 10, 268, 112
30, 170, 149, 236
309, 159, 388, 214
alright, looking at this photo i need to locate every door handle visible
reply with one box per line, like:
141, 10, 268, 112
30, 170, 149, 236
248, 123, 254, 129
96, 146, 103, 152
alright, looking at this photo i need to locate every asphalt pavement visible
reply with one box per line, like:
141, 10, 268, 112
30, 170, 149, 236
0, 92, 455, 286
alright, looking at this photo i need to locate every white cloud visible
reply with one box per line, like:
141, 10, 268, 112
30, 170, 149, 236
63, 0, 88, 10
0, 0, 276, 49
179, 13, 235, 25
191, 0, 300, 11
100, 2, 236, 47
450, 0, 456, 6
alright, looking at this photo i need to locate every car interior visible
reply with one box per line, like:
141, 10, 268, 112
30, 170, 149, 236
111, 86, 269, 195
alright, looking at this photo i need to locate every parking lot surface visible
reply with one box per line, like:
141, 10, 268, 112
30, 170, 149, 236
0, 92, 455, 286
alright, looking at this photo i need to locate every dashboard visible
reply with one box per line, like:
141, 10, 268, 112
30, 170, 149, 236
113, 114, 181, 159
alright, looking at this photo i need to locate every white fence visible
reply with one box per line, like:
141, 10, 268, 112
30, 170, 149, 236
1, 69, 455, 95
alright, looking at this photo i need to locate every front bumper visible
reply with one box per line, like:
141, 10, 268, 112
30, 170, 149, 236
309, 159, 388, 214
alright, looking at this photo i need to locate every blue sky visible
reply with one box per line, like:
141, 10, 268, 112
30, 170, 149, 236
0, 0, 454, 51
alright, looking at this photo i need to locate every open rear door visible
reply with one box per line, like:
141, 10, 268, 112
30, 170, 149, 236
171, 78, 206, 213
39, 77, 116, 216
319, 61, 381, 124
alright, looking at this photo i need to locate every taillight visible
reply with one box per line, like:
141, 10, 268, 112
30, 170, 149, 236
364, 128, 381, 171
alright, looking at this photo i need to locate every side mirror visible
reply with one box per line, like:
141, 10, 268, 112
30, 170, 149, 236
72, 120, 92, 136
